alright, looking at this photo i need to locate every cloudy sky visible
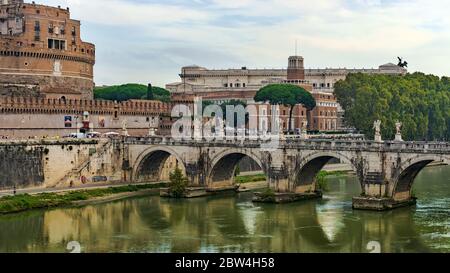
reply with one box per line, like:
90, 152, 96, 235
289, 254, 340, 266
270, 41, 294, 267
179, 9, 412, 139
40, 0, 450, 87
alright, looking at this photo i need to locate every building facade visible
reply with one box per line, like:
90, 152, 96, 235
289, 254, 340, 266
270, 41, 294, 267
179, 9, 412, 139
167, 56, 406, 132
0, 0, 95, 99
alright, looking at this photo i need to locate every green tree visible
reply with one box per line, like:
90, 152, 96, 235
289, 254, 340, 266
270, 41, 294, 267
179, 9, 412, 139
168, 167, 188, 198
94, 84, 171, 102
334, 73, 450, 141
202, 99, 249, 125
254, 84, 316, 133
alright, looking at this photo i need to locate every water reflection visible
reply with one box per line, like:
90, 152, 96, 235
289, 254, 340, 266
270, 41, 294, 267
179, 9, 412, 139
0, 166, 449, 253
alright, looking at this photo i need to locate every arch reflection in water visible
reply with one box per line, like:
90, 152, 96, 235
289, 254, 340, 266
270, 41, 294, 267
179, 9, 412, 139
0, 166, 449, 253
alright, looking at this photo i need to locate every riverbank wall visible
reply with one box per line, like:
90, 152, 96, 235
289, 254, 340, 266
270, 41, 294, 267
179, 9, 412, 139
0, 139, 122, 191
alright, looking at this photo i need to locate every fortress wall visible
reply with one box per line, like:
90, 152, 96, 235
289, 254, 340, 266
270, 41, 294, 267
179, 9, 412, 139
0, 96, 173, 138
0, 73, 94, 99
0, 113, 158, 138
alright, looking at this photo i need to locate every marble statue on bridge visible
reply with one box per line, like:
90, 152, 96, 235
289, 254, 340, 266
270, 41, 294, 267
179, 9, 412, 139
395, 121, 403, 142
374, 120, 382, 142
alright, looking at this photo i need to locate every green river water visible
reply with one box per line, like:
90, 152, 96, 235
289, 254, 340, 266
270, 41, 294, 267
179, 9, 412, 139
0, 166, 449, 253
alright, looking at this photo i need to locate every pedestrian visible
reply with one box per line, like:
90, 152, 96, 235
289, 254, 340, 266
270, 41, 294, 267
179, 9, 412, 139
13, 185, 16, 196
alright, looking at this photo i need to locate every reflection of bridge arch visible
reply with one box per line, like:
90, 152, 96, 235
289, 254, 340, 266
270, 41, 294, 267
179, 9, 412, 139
391, 155, 450, 199
295, 151, 362, 193
207, 148, 265, 187
132, 146, 186, 183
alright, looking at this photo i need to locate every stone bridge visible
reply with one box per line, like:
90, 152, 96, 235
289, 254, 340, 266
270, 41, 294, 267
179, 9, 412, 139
123, 137, 450, 210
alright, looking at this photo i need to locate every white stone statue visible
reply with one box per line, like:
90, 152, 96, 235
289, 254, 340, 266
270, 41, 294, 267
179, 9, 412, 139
121, 119, 129, 136
373, 120, 382, 142
395, 121, 403, 141
395, 121, 402, 135
301, 121, 308, 139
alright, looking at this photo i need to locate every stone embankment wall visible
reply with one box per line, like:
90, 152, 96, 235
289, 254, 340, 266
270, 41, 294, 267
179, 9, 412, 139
0, 139, 122, 191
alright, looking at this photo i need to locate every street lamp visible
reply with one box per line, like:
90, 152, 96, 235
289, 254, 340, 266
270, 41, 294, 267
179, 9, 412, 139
74, 115, 79, 135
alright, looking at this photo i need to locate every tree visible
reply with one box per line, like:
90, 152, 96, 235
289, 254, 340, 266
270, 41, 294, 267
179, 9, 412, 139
94, 84, 171, 102
254, 84, 316, 133
334, 72, 450, 141
168, 167, 188, 198
202, 99, 249, 125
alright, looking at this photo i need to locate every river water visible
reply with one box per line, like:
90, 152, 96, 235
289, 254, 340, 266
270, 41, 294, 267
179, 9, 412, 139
0, 166, 449, 253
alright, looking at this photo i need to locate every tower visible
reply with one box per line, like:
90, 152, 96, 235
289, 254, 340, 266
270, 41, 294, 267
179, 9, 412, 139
287, 56, 305, 80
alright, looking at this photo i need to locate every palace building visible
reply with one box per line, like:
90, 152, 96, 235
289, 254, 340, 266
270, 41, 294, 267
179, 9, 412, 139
167, 56, 407, 132
0, 0, 95, 100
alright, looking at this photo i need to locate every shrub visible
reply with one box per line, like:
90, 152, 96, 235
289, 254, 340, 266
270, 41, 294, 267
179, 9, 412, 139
316, 171, 329, 192
168, 167, 188, 198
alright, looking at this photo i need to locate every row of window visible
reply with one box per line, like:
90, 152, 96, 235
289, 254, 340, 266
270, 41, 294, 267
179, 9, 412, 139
223, 83, 246, 88
313, 83, 333, 88
319, 120, 337, 130
319, 111, 337, 117
34, 20, 76, 43
48, 38, 65, 50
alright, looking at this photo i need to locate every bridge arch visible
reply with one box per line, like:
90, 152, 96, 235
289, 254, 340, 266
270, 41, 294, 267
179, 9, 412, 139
294, 151, 362, 193
207, 148, 265, 188
391, 155, 450, 200
132, 146, 186, 183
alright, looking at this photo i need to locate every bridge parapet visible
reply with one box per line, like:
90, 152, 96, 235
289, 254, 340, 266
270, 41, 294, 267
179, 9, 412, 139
124, 136, 450, 154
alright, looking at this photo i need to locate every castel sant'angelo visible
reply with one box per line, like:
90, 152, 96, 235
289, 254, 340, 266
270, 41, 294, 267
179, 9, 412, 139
0, 0, 177, 138
0, 0, 95, 99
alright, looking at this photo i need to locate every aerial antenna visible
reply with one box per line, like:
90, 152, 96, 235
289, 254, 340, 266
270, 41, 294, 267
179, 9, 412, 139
295, 39, 298, 56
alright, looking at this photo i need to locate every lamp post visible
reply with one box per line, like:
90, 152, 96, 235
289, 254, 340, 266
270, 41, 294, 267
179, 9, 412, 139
74, 115, 79, 135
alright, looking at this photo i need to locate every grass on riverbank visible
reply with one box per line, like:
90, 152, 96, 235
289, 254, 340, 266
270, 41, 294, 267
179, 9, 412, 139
321, 170, 352, 177
316, 170, 352, 191
235, 170, 350, 185
0, 183, 166, 215
235, 174, 267, 184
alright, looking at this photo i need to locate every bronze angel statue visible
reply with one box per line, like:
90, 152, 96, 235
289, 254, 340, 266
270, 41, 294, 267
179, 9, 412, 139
397, 57, 408, 68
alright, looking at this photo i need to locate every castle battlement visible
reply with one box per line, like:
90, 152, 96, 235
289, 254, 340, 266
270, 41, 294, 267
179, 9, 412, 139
0, 96, 172, 115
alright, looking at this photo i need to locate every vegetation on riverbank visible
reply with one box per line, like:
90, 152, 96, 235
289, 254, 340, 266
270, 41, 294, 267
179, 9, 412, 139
257, 188, 276, 202
316, 170, 352, 192
0, 183, 166, 214
235, 171, 349, 184
168, 167, 188, 198
236, 174, 267, 184
335, 73, 450, 141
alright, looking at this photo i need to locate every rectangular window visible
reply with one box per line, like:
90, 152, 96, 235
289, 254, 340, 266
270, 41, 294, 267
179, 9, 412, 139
48, 38, 66, 50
